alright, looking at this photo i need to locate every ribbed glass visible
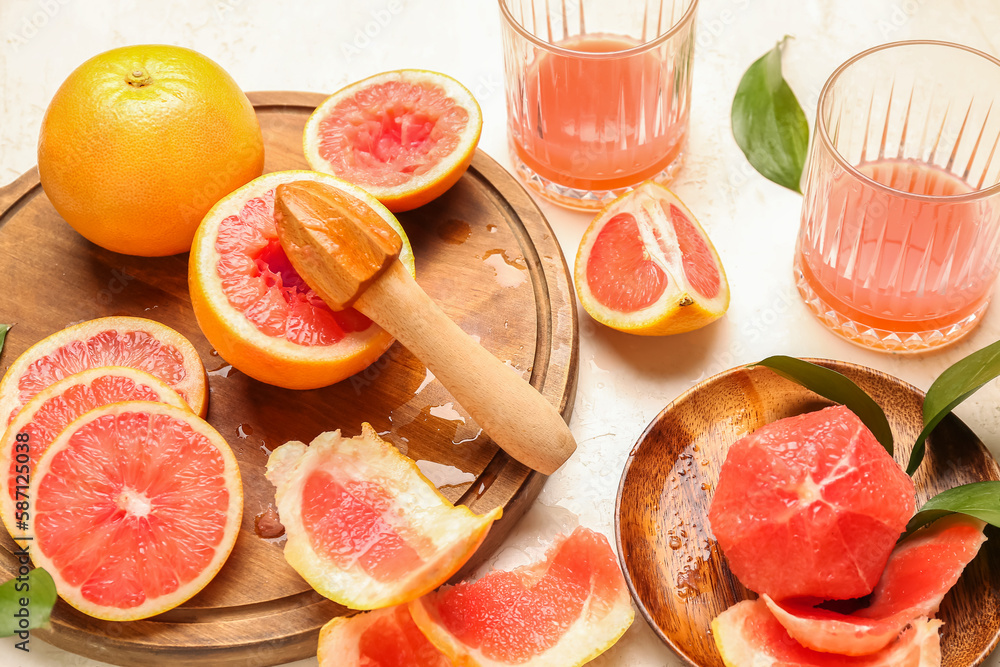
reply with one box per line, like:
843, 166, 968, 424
498, 0, 697, 210
795, 41, 1000, 352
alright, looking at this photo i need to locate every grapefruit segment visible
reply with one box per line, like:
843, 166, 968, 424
708, 405, 915, 600
409, 526, 634, 666
318, 605, 451, 667
266, 424, 500, 609
28, 401, 242, 621
304, 69, 483, 212
574, 182, 729, 335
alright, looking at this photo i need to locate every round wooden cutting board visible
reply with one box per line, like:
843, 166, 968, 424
0, 91, 578, 666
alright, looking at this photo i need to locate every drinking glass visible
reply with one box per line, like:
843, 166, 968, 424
795, 41, 1000, 352
498, 0, 698, 210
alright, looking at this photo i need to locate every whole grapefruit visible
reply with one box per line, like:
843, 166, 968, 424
37, 44, 264, 257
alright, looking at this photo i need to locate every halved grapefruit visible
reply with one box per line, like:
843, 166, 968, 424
409, 526, 634, 666
574, 181, 729, 335
318, 605, 450, 667
708, 405, 915, 600
188, 170, 415, 390
0, 317, 207, 423
28, 401, 242, 621
0, 366, 187, 539
712, 600, 942, 666
266, 424, 499, 609
303, 69, 482, 212
763, 514, 986, 655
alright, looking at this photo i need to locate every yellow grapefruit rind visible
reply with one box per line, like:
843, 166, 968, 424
189, 170, 415, 390
0, 317, 208, 423
0, 366, 188, 541
303, 69, 483, 212
26, 401, 243, 622
574, 181, 730, 336
266, 423, 500, 610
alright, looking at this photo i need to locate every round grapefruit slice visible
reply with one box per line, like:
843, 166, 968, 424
708, 405, 915, 600
318, 605, 450, 666
409, 526, 634, 666
762, 514, 986, 656
189, 170, 415, 390
0, 366, 188, 539
303, 69, 482, 212
574, 181, 729, 335
27, 401, 242, 621
0, 317, 207, 423
265, 424, 500, 609
712, 600, 942, 666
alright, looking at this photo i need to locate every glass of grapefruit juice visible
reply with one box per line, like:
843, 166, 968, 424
498, 0, 698, 210
795, 41, 1000, 352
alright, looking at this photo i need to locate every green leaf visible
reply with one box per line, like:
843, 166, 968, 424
906, 339, 1000, 475
903, 481, 1000, 538
0, 324, 10, 353
731, 38, 810, 193
749, 356, 894, 454
0, 567, 57, 637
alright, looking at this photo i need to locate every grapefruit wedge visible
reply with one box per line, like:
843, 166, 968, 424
189, 170, 415, 390
712, 600, 942, 666
266, 424, 500, 609
27, 401, 242, 621
0, 317, 207, 423
708, 405, 915, 600
574, 181, 729, 335
762, 514, 987, 656
0, 366, 187, 539
318, 605, 450, 667
409, 526, 634, 666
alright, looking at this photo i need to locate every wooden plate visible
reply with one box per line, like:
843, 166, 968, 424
0, 91, 578, 666
616, 359, 1000, 667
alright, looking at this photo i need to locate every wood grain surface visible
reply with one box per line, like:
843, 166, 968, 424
616, 359, 1000, 667
0, 90, 579, 666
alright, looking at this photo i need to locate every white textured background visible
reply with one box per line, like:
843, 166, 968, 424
2, 0, 1000, 665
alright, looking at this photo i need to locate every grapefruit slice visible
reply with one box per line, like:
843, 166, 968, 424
708, 405, 915, 600
574, 181, 729, 335
303, 69, 482, 212
0, 317, 207, 423
318, 605, 450, 667
189, 170, 415, 390
265, 424, 500, 609
0, 366, 188, 539
762, 514, 987, 655
27, 401, 242, 621
409, 526, 634, 666
712, 600, 942, 666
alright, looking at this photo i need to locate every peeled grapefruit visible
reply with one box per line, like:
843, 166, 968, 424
28, 401, 242, 621
0, 317, 207, 424
188, 170, 415, 390
0, 366, 187, 539
318, 605, 450, 667
574, 181, 729, 335
409, 526, 634, 666
37, 44, 264, 256
708, 405, 915, 601
266, 424, 500, 609
303, 69, 482, 212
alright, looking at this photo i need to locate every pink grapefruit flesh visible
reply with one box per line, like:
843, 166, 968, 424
318, 605, 450, 667
586, 212, 669, 312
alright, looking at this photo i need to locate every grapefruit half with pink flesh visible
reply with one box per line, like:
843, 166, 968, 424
712, 600, 942, 666
189, 170, 415, 390
0, 316, 207, 423
708, 405, 915, 600
0, 366, 188, 539
318, 604, 450, 667
266, 424, 500, 609
409, 526, 634, 666
28, 401, 242, 621
574, 181, 729, 335
303, 69, 482, 212
763, 513, 986, 656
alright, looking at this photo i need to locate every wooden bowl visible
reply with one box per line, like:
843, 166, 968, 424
615, 359, 1000, 667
